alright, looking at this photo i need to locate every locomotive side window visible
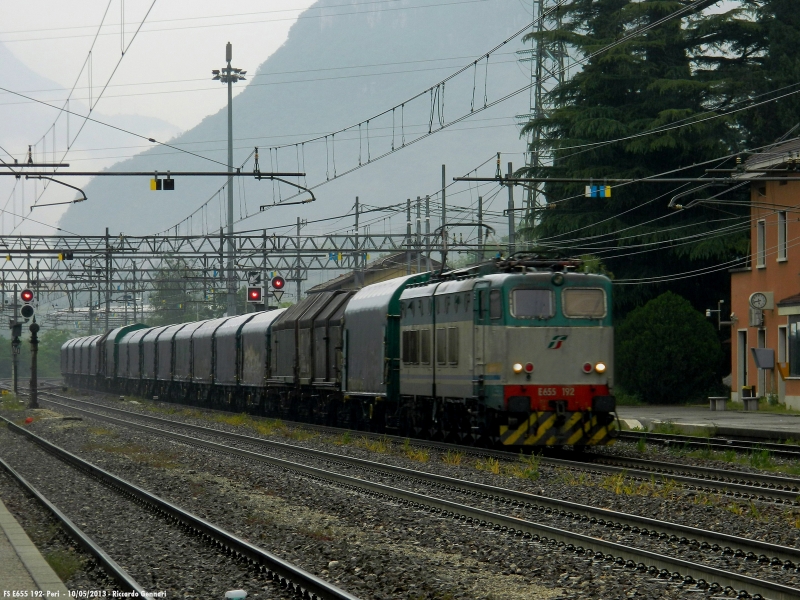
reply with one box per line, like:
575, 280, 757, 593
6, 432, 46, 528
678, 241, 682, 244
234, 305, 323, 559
447, 327, 459, 364
436, 328, 446, 364
490, 290, 503, 319
511, 289, 553, 319
562, 288, 606, 318
420, 329, 431, 364
402, 330, 419, 364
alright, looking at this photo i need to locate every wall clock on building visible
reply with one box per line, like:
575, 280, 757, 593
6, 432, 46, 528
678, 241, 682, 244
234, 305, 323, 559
749, 291, 774, 310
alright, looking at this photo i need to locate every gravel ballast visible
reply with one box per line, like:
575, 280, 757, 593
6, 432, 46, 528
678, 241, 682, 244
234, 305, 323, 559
4, 388, 800, 598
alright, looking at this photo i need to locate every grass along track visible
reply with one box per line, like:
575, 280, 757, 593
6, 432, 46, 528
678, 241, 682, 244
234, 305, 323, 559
14, 389, 800, 599
26, 384, 800, 505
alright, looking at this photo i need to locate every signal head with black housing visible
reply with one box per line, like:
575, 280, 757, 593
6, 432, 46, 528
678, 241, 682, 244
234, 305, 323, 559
271, 275, 285, 290
247, 287, 263, 303
20, 289, 34, 303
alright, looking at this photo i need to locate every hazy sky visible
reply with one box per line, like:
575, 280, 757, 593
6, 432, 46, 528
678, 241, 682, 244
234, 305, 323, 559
0, 0, 322, 235
2, 0, 317, 131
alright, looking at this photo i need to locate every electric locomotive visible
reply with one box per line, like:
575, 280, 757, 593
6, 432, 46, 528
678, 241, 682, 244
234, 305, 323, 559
395, 258, 616, 446
61, 256, 617, 447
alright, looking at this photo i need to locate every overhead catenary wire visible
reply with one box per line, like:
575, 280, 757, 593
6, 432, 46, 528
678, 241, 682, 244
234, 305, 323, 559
222, 0, 718, 226
22, 0, 161, 218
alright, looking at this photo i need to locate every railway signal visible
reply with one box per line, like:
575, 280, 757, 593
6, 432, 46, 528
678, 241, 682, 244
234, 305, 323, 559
247, 287, 263, 303
20, 289, 35, 319
150, 175, 175, 191
270, 275, 285, 303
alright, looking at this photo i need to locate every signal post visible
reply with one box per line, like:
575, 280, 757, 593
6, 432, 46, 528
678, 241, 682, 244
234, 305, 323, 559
28, 318, 39, 409
17, 288, 38, 408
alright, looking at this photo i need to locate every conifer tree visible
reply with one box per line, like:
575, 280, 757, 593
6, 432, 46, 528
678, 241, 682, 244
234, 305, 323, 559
521, 0, 750, 312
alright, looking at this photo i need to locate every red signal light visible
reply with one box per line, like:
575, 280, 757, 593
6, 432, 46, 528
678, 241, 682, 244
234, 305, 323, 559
271, 276, 285, 290
20, 289, 34, 303
247, 287, 263, 302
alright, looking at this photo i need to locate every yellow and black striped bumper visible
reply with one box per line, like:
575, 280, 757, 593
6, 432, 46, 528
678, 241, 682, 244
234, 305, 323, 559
498, 411, 617, 446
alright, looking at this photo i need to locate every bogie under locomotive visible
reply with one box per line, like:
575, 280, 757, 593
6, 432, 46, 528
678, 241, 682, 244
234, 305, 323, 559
61, 258, 618, 447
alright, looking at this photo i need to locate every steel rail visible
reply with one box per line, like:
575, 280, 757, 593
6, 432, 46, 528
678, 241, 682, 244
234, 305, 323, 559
618, 430, 800, 458
30, 386, 800, 502
18, 398, 800, 600
36, 393, 800, 568
589, 453, 800, 491
0, 415, 359, 600
0, 454, 147, 596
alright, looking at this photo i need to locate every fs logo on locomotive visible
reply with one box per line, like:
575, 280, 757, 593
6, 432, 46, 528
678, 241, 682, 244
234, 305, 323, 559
548, 335, 568, 349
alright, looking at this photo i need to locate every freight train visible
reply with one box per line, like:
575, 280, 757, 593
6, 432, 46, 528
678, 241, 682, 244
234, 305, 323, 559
61, 257, 618, 447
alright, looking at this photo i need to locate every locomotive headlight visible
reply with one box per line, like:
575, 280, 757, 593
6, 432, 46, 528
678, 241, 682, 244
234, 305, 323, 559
512, 363, 523, 374
595, 362, 607, 374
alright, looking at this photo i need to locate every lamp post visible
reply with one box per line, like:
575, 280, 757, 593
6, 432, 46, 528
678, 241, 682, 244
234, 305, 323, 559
212, 42, 246, 317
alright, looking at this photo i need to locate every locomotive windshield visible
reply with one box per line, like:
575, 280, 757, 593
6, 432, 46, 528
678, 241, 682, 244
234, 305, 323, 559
510, 289, 554, 319
562, 288, 606, 318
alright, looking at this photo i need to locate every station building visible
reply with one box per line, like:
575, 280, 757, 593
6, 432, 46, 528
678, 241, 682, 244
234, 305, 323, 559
730, 140, 800, 408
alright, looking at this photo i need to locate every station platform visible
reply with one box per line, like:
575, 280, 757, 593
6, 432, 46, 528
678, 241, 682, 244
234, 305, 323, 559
0, 496, 70, 596
616, 404, 800, 441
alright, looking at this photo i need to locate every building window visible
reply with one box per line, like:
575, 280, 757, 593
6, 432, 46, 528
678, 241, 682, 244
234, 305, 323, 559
790, 317, 800, 377
778, 211, 788, 261
737, 330, 748, 389
757, 220, 766, 267
779, 326, 788, 373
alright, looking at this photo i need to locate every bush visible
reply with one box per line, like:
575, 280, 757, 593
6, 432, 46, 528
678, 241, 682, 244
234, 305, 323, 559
616, 292, 723, 404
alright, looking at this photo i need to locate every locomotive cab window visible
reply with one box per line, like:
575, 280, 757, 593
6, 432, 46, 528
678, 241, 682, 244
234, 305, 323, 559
490, 290, 503, 319
562, 288, 606, 318
510, 289, 553, 319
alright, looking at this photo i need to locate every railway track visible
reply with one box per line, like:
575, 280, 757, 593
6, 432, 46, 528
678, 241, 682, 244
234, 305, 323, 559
618, 430, 800, 459
0, 412, 359, 600
16, 383, 800, 502
12, 388, 800, 599
0, 455, 147, 595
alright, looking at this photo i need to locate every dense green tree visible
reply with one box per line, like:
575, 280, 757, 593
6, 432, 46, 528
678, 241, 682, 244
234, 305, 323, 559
615, 291, 723, 403
693, 0, 800, 148
521, 0, 751, 314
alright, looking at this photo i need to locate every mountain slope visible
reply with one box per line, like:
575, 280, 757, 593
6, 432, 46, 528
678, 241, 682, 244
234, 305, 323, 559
58, 0, 531, 236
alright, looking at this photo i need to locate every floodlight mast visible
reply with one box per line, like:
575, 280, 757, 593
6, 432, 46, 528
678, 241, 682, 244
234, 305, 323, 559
212, 42, 247, 316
